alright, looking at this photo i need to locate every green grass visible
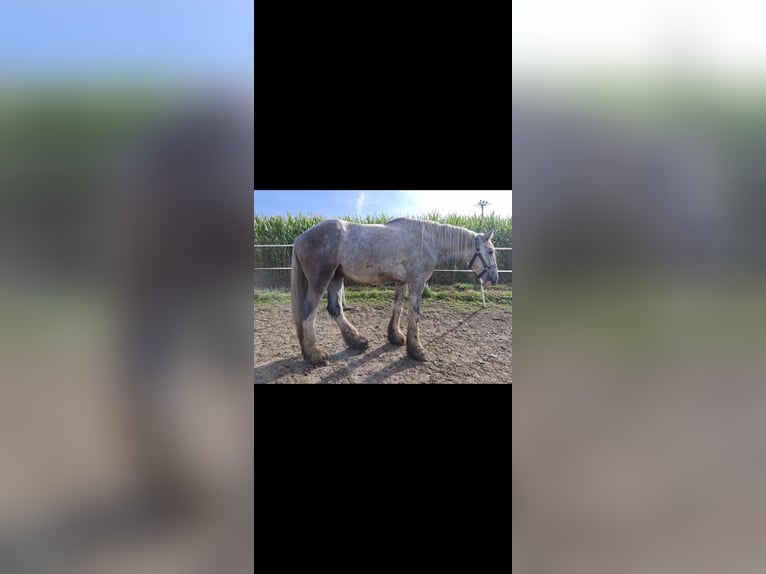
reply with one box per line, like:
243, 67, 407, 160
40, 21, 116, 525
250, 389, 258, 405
253, 289, 291, 306
431, 285, 512, 310
254, 284, 511, 310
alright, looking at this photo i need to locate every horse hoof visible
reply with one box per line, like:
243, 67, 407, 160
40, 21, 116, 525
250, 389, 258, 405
388, 331, 405, 346
304, 349, 329, 366
407, 347, 430, 362
350, 335, 369, 350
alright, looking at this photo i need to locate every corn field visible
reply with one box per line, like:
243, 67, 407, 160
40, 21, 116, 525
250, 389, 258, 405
254, 212, 512, 288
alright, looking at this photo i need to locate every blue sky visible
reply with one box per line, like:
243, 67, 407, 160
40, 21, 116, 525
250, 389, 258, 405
0, 1, 253, 84
254, 191, 513, 218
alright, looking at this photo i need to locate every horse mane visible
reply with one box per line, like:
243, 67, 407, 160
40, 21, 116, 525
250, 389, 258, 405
386, 218, 476, 258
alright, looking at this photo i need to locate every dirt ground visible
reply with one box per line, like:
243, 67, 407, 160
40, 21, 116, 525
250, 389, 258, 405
254, 300, 511, 383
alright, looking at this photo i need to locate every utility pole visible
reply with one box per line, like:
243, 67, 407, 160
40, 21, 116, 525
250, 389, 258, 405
475, 200, 490, 217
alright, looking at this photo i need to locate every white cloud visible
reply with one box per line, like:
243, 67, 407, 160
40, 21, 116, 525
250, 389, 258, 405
356, 191, 366, 214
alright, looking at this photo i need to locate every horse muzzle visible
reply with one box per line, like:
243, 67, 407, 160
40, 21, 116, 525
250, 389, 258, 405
478, 266, 499, 285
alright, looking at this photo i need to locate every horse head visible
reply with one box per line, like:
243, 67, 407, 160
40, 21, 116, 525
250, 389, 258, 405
469, 229, 499, 285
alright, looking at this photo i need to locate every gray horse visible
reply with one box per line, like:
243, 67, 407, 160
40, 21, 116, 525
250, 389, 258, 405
291, 217, 498, 365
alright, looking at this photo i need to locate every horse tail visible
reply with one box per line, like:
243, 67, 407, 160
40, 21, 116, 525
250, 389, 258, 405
291, 247, 307, 345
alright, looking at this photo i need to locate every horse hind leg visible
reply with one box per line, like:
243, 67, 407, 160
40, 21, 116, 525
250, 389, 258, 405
327, 276, 368, 350
300, 284, 331, 366
387, 283, 406, 345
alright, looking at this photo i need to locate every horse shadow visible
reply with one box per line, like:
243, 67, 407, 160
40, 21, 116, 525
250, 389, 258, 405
253, 345, 382, 384
253, 357, 311, 384
425, 308, 483, 345
315, 343, 416, 384
257, 332, 456, 384
359, 354, 419, 384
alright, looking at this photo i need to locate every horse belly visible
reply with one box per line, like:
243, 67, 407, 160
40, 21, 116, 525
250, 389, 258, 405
343, 261, 408, 285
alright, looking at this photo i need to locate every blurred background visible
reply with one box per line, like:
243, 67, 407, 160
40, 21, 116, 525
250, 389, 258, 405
0, 2, 253, 573
513, 0, 766, 572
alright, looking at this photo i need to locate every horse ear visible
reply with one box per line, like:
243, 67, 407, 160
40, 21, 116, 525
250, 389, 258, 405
484, 230, 494, 242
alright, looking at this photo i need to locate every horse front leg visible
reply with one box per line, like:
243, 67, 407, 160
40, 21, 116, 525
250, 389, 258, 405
406, 280, 429, 362
387, 283, 406, 346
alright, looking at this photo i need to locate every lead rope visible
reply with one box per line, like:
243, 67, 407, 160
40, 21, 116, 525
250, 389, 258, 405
469, 235, 494, 308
